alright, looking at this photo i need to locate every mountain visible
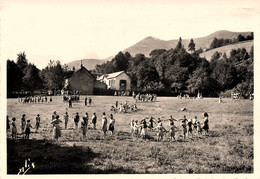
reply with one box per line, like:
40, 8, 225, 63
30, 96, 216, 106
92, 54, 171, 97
66, 30, 253, 70
123, 30, 252, 57
67, 59, 104, 70
199, 40, 253, 61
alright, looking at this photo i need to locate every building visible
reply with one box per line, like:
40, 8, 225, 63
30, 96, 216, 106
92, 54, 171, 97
97, 71, 131, 91
64, 66, 106, 95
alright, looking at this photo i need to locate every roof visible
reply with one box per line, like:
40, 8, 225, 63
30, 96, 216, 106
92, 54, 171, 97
105, 71, 125, 79
67, 66, 95, 80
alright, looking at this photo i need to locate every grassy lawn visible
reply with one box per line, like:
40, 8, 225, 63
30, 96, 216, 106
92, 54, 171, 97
7, 96, 253, 174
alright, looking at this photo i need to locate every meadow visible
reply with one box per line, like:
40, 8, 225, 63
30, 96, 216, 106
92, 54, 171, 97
7, 95, 253, 174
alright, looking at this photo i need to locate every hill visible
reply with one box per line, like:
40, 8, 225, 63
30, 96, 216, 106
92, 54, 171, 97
67, 59, 104, 70
199, 40, 253, 61
66, 30, 253, 70
123, 30, 252, 57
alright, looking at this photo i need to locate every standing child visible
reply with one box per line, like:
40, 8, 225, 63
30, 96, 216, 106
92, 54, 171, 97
64, 111, 69, 129
130, 119, 135, 135
85, 97, 88, 106
11, 118, 17, 139
193, 116, 198, 134
25, 120, 32, 139
197, 121, 202, 137
89, 98, 92, 106
51, 115, 62, 140
92, 113, 97, 130
149, 117, 155, 131
202, 112, 209, 135
169, 123, 178, 142
180, 116, 188, 140
35, 114, 40, 132
156, 121, 167, 142
140, 118, 148, 140
84, 112, 89, 130
21, 114, 26, 135
101, 112, 108, 136
7, 116, 10, 132
133, 120, 139, 138
81, 117, 87, 140
108, 114, 116, 135
74, 112, 80, 129
187, 118, 193, 138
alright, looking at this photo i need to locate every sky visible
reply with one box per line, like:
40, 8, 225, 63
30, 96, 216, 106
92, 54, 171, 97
1, 0, 259, 69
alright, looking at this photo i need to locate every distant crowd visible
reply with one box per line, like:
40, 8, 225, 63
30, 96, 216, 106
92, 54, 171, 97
133, 93, 157, 103
18, 96, 53, 104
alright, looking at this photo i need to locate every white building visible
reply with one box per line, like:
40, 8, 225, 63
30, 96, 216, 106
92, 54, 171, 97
97, 71, 131, 91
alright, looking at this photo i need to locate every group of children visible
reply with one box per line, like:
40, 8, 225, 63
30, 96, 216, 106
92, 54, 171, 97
130, 112, 209, 142
7, 114, 40, 140
18, 96, 52, 104
133, 93, 157, 103
110, 101, 138, 113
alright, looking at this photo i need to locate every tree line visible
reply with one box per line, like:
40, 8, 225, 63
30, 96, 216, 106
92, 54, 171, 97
7, 52, 69, 97
7, 37, 254, 98
208, 33, 254, 51
95, 38, 254, 97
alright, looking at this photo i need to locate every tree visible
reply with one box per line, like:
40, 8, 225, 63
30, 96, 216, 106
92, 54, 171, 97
175, 37, 183, 50
188, 38, 196, 52
42, 60, 64, 92
136, 59, 159, 91
187, 67, 211, 95
7, 60, 23, 94
16, 52, 28, 75
237, 34, 246, 42
23, 64, 43, 91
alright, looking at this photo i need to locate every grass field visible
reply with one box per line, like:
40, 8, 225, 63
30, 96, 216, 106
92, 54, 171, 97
7, 96, 253, 174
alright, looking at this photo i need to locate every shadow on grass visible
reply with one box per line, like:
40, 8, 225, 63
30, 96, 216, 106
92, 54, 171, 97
7, 139, 135, 174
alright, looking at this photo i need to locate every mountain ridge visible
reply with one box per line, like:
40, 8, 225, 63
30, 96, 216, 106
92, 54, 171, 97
67, 30, 253, 70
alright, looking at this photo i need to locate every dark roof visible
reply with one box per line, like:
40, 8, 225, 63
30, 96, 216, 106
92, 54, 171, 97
71, 66, 95, 80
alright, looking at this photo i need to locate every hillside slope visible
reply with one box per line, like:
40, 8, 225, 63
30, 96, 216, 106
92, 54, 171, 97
123, 30, 252, 57
199, 40, 253, 61
67, 59, 104, 70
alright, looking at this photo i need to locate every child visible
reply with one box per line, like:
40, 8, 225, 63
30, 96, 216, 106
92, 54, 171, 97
84, 112, 89, 130
7, 116, 10, 132
187, 118, 193, 138
35, 114, 40, 132
74, 112, 80, 129
64, 111, 69, 129
101, 112, 107, 136
156, 122, 167, 142
11, 118, 17, 139
169, 123, 178, 142
81, 117, 87, 140
89, 98, 92, 105
115, 101, 118, 108
25, 120, 32, 139
130, 119, 135, 134
168, 115, 177, 126
51, 115, 62, 140
108, 114, 115, 135
180, 117, 187, 140
21, 114, 26, 133
140, 118, 148, 140
197, 121, 202, 137
52, 111, 57, 121
193, 116, 198, 134
92, 113, 97, 130
133, 120, 139, 137
85, 97, 88, 106
149, 117, 155, 131
202, 112, 209, 135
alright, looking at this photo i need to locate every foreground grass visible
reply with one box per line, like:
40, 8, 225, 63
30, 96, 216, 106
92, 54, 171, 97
7, 96, 253, 174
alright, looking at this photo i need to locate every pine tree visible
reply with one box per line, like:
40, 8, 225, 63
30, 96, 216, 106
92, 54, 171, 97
188, 38, 196, 52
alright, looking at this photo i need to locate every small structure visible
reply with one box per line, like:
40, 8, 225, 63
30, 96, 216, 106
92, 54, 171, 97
97, 71, 131, 91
